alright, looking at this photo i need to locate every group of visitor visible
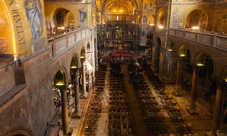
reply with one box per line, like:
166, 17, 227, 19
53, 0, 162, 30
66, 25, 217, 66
128, 64, 143, 90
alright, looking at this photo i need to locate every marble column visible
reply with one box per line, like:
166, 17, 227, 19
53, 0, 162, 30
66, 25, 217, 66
72, 69, 81, 118
60, 88, 69, 134
176, 60, 181, 87
81, 60, 87, 98
95, 48, 99, 72
188, 66, 200, 115
174, 59, 182, 96
211, 79, 226, 134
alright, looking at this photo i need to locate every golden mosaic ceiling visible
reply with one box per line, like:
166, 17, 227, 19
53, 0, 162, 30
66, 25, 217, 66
107, 2, 130, 13
99, 0, 142, 13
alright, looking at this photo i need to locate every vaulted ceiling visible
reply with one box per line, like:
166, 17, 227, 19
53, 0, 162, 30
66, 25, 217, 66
97, 0, 143, 13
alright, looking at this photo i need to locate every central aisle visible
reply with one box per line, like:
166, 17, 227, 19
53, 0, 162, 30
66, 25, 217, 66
122, 64, 150, 136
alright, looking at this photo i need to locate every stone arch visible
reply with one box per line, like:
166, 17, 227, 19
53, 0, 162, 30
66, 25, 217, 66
71, 54, 79, 69
80, 47, 86, 61
185, 9, 208, 30
53, 68, 68, 88
178, 45, 189, 58
178, 44, 193, 77
220, 66, 227, 82
52, 8, 74, 34
179, 44, 191, 63
52, 67, 68, 106
4, 127, 34, 136
148, 15, 155, 25
195, 52, 214, 80
70, 54, 79, 80
166, 41, 175, 52
65, 12, 74, 27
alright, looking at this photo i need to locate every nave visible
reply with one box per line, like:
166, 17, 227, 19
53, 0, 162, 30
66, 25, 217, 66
76, 62, 227, 136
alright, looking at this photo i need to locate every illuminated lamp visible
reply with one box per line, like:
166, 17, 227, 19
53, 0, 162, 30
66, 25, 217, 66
196, 63, 204, 67
192, 26, 199, 30
159, 25, 164, 29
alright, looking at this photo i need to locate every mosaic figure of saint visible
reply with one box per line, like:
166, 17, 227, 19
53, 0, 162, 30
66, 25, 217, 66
172, 8, 181, 23
143, 15, 147, 23
24, 0, 43, 40
78, 8, 87, 23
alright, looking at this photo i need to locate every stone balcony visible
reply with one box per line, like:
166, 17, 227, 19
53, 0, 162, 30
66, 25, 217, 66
168, 29, 227, 51
47, 26, 94, 59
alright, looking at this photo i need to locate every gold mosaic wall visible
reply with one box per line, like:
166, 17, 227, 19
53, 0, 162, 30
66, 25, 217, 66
0, 1, 13, 54
1, 0, 48, 56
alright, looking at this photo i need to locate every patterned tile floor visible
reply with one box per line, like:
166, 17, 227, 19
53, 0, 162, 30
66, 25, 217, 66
66, 62, 227, 136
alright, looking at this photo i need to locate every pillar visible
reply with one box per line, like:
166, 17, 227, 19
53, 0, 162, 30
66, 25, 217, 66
176, 60, 182, 86
81, 60, 87, 98
72, 69, 81, 118
60, 88, 69, 134
95, 47, 99, 72
87, 73, 90, 91
187, 66, 200, 115
174, 59, 182, 97
211, 79, 226, 134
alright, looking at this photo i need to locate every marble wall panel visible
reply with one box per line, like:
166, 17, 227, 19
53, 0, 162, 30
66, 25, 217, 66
197, 33, 213, 46
216, 37, 227, 49
31, 38, 45, 53
76, 31, 81, 40
184, 32, 196, 41
82, 29, 86, 38
176, 30, 184, 38
169, 29, 175, 36
56, 38, 67, 54
68, 34, 75, 45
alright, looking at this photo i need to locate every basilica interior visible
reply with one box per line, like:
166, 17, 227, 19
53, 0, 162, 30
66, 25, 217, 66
1, 0, 227, 136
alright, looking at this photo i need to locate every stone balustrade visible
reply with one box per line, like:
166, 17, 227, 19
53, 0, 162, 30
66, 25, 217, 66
48, 27, 91, 58
168, 29, 227, 50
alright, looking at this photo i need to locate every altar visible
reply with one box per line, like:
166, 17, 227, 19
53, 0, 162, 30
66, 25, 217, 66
109, 51, 134, 58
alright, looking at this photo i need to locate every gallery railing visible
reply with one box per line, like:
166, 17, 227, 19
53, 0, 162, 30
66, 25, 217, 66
168, 29, 227, 51
47, 26, 93, 59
